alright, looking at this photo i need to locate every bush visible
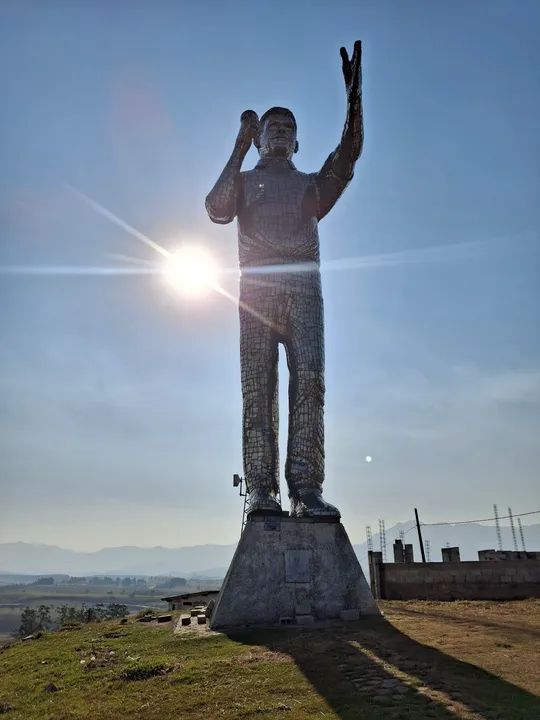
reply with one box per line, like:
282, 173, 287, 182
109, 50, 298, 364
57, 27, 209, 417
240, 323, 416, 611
119, 661, 169, 681
135, 608, 159, 619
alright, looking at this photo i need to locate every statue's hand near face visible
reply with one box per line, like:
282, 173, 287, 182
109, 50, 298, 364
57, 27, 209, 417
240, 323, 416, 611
340, 40, 362, 102
236, 110, 260, 151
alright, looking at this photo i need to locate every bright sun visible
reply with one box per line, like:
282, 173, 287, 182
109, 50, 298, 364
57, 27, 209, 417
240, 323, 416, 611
163, 246, 219, 297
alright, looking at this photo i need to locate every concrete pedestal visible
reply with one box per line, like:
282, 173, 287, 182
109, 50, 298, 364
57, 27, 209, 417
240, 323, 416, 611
210, 515, 379, 629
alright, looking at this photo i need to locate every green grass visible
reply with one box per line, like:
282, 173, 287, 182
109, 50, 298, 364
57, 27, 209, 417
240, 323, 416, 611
0, 601, 539, 719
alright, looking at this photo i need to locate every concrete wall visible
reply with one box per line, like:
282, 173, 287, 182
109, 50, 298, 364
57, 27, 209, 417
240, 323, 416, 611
478, 549, 540, 561
368, 553, 540, 600
166, 591, 219, 611
442, 547, 460, 563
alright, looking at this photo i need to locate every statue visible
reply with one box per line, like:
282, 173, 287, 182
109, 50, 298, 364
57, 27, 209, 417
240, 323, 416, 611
206, 42, 363, 519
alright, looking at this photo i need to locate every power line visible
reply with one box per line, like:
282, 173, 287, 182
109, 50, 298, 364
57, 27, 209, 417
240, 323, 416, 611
420, 509, 540, 527
357, 509, 538, 565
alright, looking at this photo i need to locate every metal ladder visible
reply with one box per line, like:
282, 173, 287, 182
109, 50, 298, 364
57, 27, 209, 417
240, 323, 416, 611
233, 473, 282, 536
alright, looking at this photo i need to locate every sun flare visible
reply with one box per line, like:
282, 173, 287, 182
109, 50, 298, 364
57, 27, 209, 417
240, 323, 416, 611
163, 246, 219, 297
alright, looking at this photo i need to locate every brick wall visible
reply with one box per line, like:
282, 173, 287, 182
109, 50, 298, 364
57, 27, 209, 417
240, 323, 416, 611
368, 554, 540, 600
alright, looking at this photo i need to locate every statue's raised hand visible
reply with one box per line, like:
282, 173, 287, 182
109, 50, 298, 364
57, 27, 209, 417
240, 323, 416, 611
236, 110, 260, 151
340, 40, 362, 101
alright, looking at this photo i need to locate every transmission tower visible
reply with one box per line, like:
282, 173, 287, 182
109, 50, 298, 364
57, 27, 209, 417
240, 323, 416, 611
425, 539, 431, 562
378, 519, 387, 562
493, 504, 503, 551
366, 525, 373, 552
508, 508, 518, 552
517, 518, 526, 551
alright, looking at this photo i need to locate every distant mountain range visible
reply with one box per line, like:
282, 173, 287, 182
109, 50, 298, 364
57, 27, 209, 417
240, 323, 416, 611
0, 542, 236, 577
1, 521, 538, 578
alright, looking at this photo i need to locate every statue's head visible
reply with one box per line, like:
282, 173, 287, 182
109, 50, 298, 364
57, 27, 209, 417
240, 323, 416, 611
256, 107, 298, 160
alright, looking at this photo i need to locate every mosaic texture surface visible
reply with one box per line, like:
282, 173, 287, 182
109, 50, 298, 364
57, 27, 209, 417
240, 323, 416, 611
206, 42, 363, 516
239, 269, 325, 497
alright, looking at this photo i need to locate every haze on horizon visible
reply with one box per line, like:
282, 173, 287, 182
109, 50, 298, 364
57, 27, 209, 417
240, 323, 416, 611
1, 1, 539, 553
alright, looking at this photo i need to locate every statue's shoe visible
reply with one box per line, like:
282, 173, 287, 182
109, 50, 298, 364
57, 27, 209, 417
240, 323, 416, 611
246, 489, 282, 517
290, 489, 341, 519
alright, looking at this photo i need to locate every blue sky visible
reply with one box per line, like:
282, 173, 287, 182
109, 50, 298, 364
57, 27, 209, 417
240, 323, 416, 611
1, 0, 539, 551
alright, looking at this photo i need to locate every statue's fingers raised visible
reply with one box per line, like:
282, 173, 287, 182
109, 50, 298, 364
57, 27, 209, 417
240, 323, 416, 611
340, 46, 352, 85
352, 40, 362, 73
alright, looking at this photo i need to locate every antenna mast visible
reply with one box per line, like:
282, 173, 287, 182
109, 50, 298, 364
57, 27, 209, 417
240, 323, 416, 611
508, 507, 518, 552
378, 519, 387, 562
517, 517, 526, 551
493, 504, 503, 551
366, 525, 373, 552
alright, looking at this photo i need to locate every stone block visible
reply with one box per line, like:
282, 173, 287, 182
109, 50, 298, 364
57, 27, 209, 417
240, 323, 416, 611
296, 614, 314, 625
157, 614, 172, 623
210, 516, 378, 629
197, 614, 207, 625
295, 601, 312, 615
181, 616, 191, 626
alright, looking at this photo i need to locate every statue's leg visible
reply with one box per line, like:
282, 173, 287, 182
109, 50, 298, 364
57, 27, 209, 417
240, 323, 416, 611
240, 285, 281, 515
284, 284, 340, 519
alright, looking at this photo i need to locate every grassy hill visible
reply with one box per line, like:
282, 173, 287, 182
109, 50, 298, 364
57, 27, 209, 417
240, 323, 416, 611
1, 600, 539, 719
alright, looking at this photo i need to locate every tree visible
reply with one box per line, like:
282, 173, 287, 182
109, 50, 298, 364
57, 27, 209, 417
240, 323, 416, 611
106, 602, 128, 619
18, 607, 38, 636
18, 605, 52, 636
37, 605, 52, 629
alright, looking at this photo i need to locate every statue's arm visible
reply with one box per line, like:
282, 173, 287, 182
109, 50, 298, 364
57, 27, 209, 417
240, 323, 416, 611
315, 41, 363, 221
205, 111, 259, 224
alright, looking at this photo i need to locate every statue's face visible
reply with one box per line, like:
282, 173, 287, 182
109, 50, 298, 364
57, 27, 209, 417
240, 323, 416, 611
258, 112, 298, 159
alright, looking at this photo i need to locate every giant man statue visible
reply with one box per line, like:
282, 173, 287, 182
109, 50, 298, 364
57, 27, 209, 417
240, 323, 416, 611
206, 42, 363, 519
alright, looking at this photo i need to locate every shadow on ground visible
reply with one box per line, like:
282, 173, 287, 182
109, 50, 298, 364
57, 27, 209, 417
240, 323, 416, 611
227, 615, 540, 720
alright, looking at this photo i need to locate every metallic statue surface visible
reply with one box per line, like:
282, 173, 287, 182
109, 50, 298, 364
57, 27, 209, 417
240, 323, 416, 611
206, 42, 363, 518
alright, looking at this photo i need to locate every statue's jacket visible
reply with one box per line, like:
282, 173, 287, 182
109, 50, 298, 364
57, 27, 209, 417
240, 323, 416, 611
237, 158, 321, 273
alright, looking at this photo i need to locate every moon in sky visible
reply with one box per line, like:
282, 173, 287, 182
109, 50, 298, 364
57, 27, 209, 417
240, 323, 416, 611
365, 455, 373, 463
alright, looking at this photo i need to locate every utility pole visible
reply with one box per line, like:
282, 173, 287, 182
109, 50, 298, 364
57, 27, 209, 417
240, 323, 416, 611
414, 508, 426, 563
